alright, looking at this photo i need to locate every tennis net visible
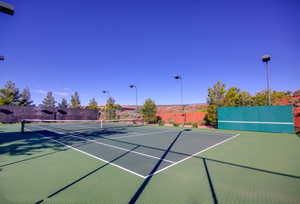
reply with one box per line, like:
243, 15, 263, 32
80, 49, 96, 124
21, 119, 143, 133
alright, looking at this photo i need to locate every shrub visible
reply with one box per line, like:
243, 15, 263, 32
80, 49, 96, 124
158, 120, 164, 126
172, 122, 179, 127
132, 120, 137, 125
192, 122, 198, 128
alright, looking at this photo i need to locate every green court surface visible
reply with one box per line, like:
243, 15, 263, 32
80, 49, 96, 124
0, 123, 300, 204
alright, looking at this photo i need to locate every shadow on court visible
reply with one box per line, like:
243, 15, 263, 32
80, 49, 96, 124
2, 128, 300, 204
35, 145, 141, 204
128, 130, 184, 203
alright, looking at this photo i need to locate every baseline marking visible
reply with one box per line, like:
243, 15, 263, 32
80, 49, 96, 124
150, 133, 240, 177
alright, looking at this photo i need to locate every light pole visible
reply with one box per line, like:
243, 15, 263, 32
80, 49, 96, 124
102, 90, 111, 120
129, 84, 138, 116
173, 74, 184, 127
1, 1, 14, 62
262, 55, 271, 106
0, 1, 15, 15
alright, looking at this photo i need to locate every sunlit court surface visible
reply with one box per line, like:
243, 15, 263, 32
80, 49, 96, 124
1, 0, 300, 203
1, 122, 300, 204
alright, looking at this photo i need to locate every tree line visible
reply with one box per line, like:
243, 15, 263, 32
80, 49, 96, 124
204, 81, 295, 127
0, 81, 99, 110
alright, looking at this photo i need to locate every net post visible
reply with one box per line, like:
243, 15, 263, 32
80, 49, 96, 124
100, 120, 103, 128
21, 120, 25, 133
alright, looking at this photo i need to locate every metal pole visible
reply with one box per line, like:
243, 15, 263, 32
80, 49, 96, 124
266, 61, 271, 106
262, 55, 271, 106
180, 77, 183, 106
129, 85, 138, 117
180, 77, 185, 128
135, 86, 138, 114
173, 75, 184, 128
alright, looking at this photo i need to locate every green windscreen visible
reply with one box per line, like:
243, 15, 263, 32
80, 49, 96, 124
217, 105, 294, 133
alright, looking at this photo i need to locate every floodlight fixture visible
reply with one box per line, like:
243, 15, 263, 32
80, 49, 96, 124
0, 1, 14, 15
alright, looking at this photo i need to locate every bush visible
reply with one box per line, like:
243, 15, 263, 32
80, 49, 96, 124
204, 105, 217, 127
192, 122, 198, 128
172, 122, 179, 127
185, 122, 192, 125
158, 120, 164, 126
132, 120, 137, 125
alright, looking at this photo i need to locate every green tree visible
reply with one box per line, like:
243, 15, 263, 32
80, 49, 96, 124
238, 91, 253, 106
42, 92, 56, 108
141, 98, 157, 123
252, 90, 267, 106
58, 98, 68, 109
270, 91, 291, 104
252, 90, 291, 106
293, 89, 300, 97
223, 87, 240, 107
204, 105, 217, 127
104, 97, 116, 119
71, 91, 81, 108
205, 81, 226, 126
86, 98, 99, 110
207, 81, 226, 106
0, 81, 20, 105
18, 88, 33, 106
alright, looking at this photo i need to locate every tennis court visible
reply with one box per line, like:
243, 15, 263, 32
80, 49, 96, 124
22, 120, 238, 178
1, 121, 300, 204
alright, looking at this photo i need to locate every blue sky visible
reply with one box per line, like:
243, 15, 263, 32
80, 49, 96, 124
1, 0, 299, 106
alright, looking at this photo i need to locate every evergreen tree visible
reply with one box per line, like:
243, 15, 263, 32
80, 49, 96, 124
42, 92, 56, 108
70, 91, 81, 108
141, 98, 157, 123
205, 81, 226, 127
58, 98, 68, 109
207, 81, 226, 106
18, 88, 33, 106
0, 81, 20, 105
86, 98, 98, 110
104, 97, 116, 119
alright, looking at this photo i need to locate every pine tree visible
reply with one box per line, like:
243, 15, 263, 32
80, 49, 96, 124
58, 98, 68, 109
70, 91, 81, 108
104, 97, 116, 119
86, 98, 98, 110
18, 88, 33, 106
0, 81, 20, 105
141, 98, 157, 123
42, 92, 56, 108
207, 81, 226, 106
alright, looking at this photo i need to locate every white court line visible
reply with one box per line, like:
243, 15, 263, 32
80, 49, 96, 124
66, 135, 175, 164
218, 120, 293, 125
28, 126, 176, 163
108, 129, 177, 139
149, 133, 240, 177
29, 131, 147, 179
